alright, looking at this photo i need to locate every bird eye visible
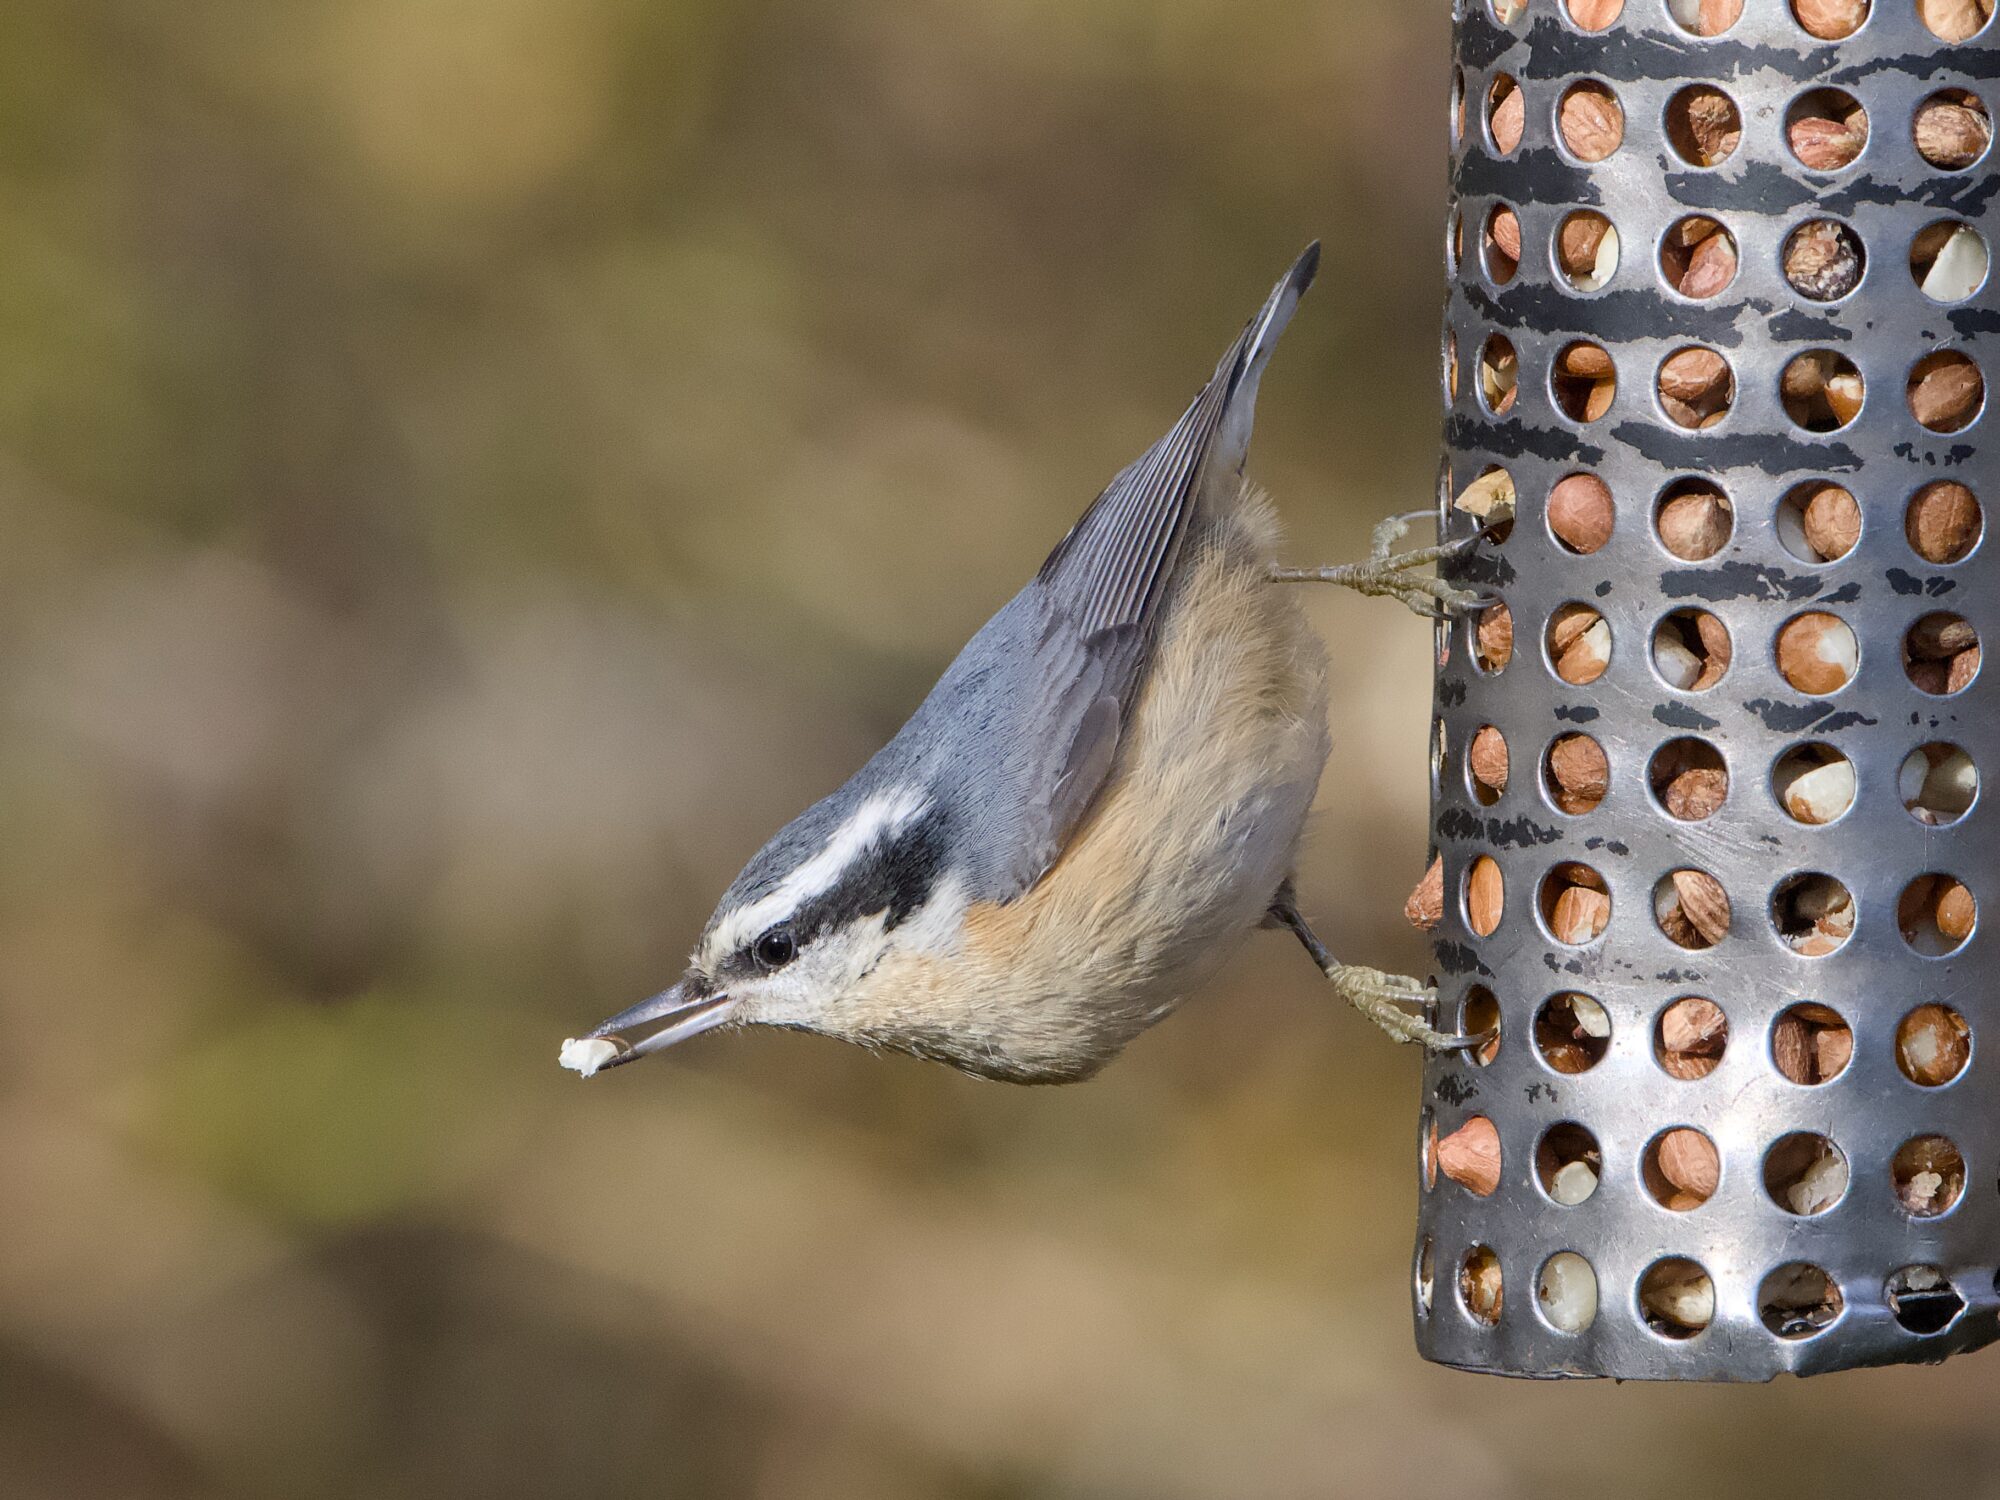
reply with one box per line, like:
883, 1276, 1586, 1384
752, 927, 797, 970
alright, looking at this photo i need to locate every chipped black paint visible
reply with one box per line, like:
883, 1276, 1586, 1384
1653, 702, 1721, 732
1485, 814, 1566, 849
1742, 698, 1879, 734
1553, 704, 1600, 722
1661, 561, 1822, 604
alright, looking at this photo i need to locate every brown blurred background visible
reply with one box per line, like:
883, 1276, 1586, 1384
3, 2, 1994, 1496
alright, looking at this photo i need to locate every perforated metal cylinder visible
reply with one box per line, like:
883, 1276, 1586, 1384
1420, 0, 2000, 1379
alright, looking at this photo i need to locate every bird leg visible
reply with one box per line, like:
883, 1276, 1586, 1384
1269, 511, 1490, 620
1268, 890, 1482, 1052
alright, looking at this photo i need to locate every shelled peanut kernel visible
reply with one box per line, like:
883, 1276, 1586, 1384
1545, 733, 1609, 814
1657, 997, 1727, 1080
1438, 1116, 1502, 1196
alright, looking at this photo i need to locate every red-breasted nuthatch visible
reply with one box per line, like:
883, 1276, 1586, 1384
560, 245, 1482, 1085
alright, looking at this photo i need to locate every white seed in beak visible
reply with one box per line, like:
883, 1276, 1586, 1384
559, 1037, 625, 1078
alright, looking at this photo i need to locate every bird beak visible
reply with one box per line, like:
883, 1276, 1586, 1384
558, 981, 736, 1078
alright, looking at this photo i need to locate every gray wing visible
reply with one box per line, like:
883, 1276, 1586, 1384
919, 243, 1320, 900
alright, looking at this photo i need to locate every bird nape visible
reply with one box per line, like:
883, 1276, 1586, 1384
562, 244, 1490, 1084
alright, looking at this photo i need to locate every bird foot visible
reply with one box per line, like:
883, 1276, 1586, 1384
1269, 511, 1491, 619
1322, 964, 1486, 1053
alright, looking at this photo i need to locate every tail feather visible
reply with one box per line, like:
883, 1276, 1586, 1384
1208, 241, 1318, 484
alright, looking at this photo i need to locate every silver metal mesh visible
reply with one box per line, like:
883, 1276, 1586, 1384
1421, 0, 2000, 1379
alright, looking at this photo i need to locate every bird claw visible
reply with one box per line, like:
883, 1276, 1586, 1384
1271, 514, 1494, 620
1323, 965, 1486, 1053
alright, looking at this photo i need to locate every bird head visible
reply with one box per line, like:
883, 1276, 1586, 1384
560, 785, 960, 1077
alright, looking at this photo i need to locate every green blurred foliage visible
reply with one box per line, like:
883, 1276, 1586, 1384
2, 2, 1994, 1497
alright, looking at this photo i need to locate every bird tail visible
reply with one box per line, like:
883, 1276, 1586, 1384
1206, 241, 1318, 486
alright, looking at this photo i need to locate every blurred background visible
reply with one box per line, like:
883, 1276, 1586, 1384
3, 1, 1994, 1496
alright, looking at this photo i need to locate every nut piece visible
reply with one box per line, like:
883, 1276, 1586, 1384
1547, 733, 1609, 814
1906, 481, 1981, 563
1560, 82, 1624, 161
1657, 484, 1732, 561
1476, 601, 1514, 672
1548, 473, 1614, 553
1554, 615, 1612, 686
1920, 0, 1994, 42
1661, 217, 1737, 300
1916, 91, 1992, 169
1469, 725, 1509, 799
1909, 351, 1985, 432
1658, 347, 1733, 427
1405, 854, 1444, 932
1665, 767, 1728, 821
1438, 1116, 1502, 1196
1669, 86, 1741, 166
1782, 757, 1856, 825
1454, 467, 1517, 524
1801, 484, 1861, 561
1490, 77, 1524, 154
1788, 91, 1868, 170
1784, 220, 1863, 302
1569, 0, 1625, 26
1467, 856, 1505, 936
1558, 212, 1616, 289
1656, 1128, 1720, 1203
1774, 1004, 1852, 1084
1793, 0, 1869, 40
1658, 998, 1727, 1080
1674, 869, 1730, 945
1777, 612, 1857, 694
1897, 1004, 1971, 1086
1550, 885, 1611, 945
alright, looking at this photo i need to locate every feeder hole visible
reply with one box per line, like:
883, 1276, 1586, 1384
1904, 612, 1980, 695
1905, 480, 1982, 563
1771, 1002, 1853, 1083
1544, 732, 1608, 814
1657, 345, 1734, 428
1911, 220, 1989, 303
1537, 1252, 1599, 1333
1639, 1258, 1715, 1339
1655, 868, 1730, 950
1547, 603, 1610, 685
1786, 87, 1868, 170
1643, 1127, 1720, 1211
1666, 85, 1741, 167
1898, 873, 1975, 956
1655, 478, 1733, 560
1765, 1131, 1849, 1216
1555, 211, 1618, 292
1461, 986, 1502, 1066
1777, 481, 1860, 563
1534, 992, 1610, 1073
1773, 742, 1855, 826
1650, 737, 1728, 821
1467, 725, 1508, 806
1656, 997, 1728, 1080
1896, 1004, 1971, 1086
1760, 1264, 1843, 1339
1461, 1245, 1504, 1325
1893, 1134, 1966, 1218
1776, 611, 1858, 695
1660, 215, 1738, 300
1541, 862, 1610, 945
1557, 80, 1624, 161
1888, 1266, 1964, 1335
1535, 1122, 1601, 1206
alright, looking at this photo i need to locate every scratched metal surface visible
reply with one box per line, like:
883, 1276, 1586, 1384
1420, 0, 2000, 1379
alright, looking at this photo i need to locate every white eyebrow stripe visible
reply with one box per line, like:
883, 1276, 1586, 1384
703, 787, 930, 967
